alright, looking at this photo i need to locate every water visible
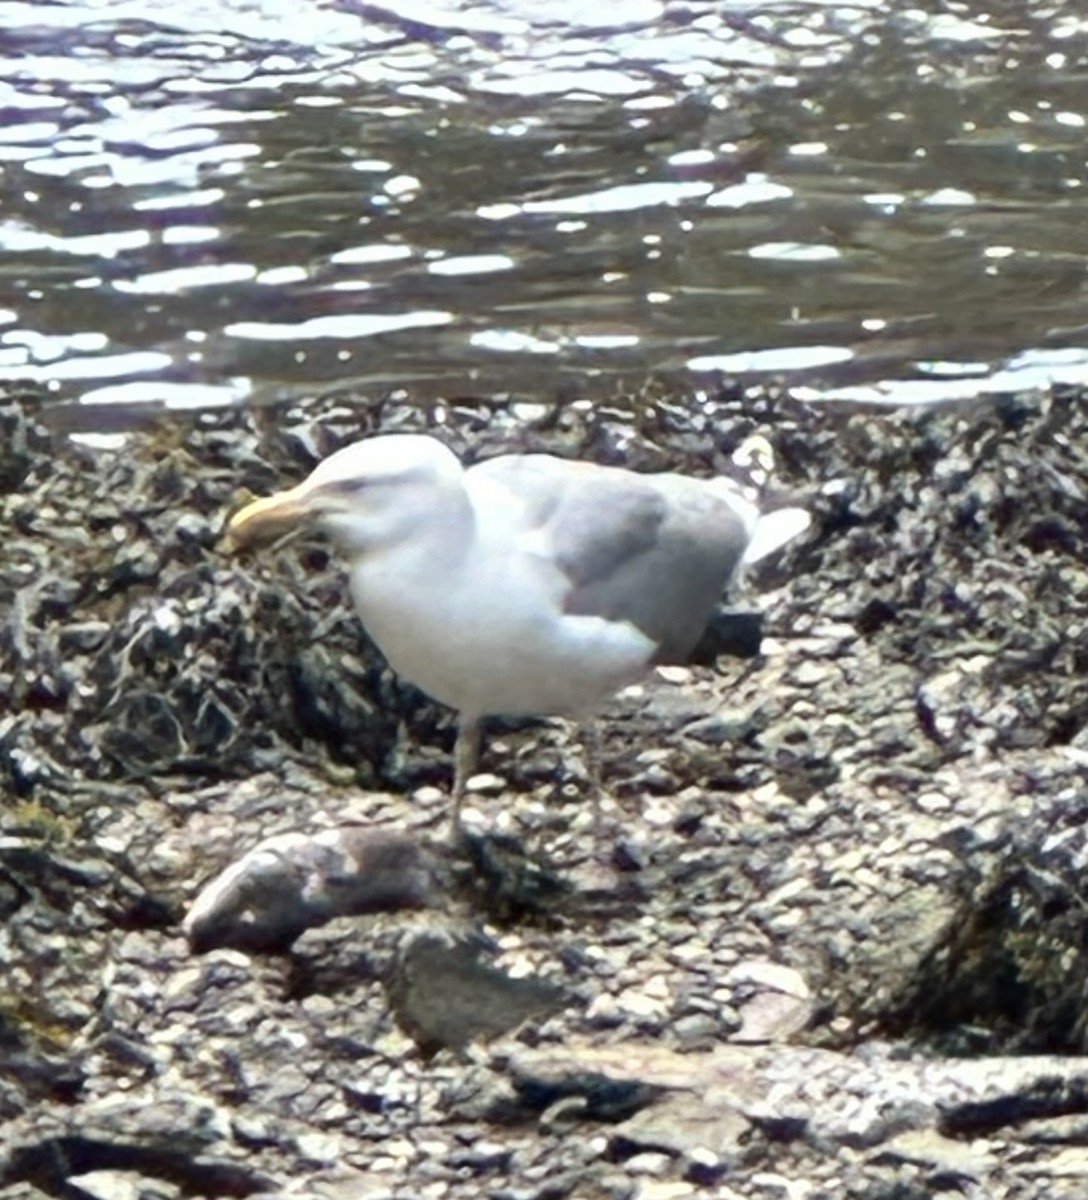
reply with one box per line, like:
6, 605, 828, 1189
1, 0, 1086, 417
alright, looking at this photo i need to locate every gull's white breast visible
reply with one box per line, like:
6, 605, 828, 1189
348, 475, 655, 719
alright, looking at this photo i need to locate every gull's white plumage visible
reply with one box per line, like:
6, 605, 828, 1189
228, 433, 806, 828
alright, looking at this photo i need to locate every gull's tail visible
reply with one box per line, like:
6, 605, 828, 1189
725, 434, 812, 566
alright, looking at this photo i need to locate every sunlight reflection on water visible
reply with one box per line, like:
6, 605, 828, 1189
0, 0, 1085, 413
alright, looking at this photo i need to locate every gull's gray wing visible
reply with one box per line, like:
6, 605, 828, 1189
468, 454, 753, 662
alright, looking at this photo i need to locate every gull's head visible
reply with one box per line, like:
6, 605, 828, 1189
226, 434, 464, 556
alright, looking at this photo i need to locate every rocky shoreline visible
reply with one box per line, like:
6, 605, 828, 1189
2, 385, 1087, 1199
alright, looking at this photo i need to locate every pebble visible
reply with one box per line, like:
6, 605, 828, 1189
616, 987, 667, 1018
466, 772, 506, 794
585, 993, 624, 1027
66, 1172, 141, 1200
792, 661, 827, 686
656, 665, 692, 684
634, 1182, 695, 1199
626, 1151, 674, 1176
673, 1013, 720, 1043
726, 959, 811, 999
295, 1131, 344, 1164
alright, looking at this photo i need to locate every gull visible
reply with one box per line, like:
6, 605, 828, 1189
226, 433, 808, 831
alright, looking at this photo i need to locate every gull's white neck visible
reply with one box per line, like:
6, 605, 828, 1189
339, 465, 477, 672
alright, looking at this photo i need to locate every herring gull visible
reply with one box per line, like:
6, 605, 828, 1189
226, 433, 807, 829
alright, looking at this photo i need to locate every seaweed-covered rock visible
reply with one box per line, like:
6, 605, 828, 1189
3, 386, 1088, 1198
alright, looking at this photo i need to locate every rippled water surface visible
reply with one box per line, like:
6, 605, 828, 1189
1, 0, 1086, 413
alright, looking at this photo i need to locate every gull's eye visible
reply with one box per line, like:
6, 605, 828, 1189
325, 477, 369, 494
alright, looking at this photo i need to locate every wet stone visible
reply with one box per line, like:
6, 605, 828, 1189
385, 929, 570, 1056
